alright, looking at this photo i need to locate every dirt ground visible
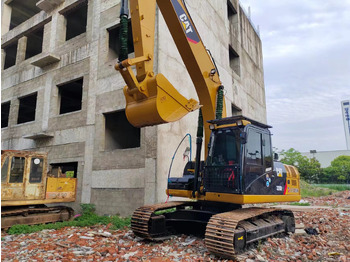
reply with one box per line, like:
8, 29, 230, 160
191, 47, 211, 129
2, 191, 350, 262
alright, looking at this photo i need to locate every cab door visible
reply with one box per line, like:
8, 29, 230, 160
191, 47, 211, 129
1, 154, 26, 200
24, 156, 47, 200
243, 127, 264, 194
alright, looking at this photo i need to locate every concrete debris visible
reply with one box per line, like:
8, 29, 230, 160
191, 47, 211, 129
1, 191, 349, 261
79, 236, 94, 240
294, 228, 307, 235
295, 223, 305, 229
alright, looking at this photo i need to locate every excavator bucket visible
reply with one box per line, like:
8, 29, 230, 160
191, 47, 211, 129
124, 73, 199, 127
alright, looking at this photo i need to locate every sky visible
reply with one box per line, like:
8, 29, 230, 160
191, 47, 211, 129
239, 0, 350, 152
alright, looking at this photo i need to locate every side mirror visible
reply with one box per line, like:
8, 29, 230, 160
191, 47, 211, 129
240, 132, 247, 144
274, 153, 279, 161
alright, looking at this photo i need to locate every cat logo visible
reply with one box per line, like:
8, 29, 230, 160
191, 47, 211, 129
171, 0, 200, 44
179, 14, 193, 34
238, 236, 244, 240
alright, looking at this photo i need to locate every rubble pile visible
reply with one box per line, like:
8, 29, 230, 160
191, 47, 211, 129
2, 192, 349, 261
304, 190, 350, 208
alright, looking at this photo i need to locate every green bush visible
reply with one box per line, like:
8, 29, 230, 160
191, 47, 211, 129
7, 204, 130, 235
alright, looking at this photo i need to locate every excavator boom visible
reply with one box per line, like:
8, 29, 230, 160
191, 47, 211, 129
116, 0, 226, 151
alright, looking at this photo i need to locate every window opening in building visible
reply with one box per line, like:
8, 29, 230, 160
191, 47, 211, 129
17, 93, 37, 124
231, 103, 242, 117
2, 102, 11, 128
64, 1, 88, 41
9, 157, 25, 183
25, 27, 44, 59
49, 162, 78, 178
104, 110, 140, 150
229, 45, 241, 76
227, 1, 237, 19
3, 42, 18, 69
29, 157, 44, 183
108, 21, 134, 60
1, 157, 9, 183
58, 78, 83, 115
8, 0, 41, 30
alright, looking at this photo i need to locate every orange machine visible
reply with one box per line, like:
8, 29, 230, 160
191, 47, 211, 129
1, 150, 76, 228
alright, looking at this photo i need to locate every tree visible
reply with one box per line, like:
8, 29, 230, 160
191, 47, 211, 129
279, 148, 321, 183
329, 155, 350, 183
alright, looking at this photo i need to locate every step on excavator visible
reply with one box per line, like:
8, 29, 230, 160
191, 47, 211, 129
116, 0, 301, 259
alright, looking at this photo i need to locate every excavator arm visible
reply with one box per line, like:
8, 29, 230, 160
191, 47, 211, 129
115, 0, 226, 150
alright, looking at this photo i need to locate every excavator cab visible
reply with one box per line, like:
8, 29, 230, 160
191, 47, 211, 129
167, 115, 300, 202
204, 120, 276, 196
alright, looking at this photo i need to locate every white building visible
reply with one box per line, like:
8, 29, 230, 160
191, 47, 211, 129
301, 150, 350, 168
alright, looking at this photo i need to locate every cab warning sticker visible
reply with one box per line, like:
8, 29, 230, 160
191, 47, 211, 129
288, 188, 299, 193
276, 186, 283, 191
276, 167, 283, 177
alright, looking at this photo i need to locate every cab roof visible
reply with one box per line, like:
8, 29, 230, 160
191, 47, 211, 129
207, 115, 272, 129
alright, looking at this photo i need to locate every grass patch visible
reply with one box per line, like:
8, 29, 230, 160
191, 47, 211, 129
300, 180, 338, 198
7, 204, 130, 235
288, 202, 310, 206
313, 184, 350, 191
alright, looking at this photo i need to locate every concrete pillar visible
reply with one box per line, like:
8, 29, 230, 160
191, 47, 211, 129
81, 125, 94, 203
1, 49, 5, 69
10, 97, 19, 127
16, 36, 27, 64
1, 3, 11, 36
42, 21, 51, 53
47, 13, 61, 51
55, 13, 66, 47
41, 74, 53, 132
144, 158, 157, 205
81, 0, 101, 204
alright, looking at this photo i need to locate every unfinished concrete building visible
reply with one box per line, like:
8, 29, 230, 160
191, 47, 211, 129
1, 0, 266, 216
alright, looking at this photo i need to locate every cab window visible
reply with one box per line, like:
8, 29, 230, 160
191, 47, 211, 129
263, 133, 272, 168
9, 157, 25, 183
246, 130, 262, 165
1, 157, 9, 183
29, 158, 43, 183
211, 129, 240, 166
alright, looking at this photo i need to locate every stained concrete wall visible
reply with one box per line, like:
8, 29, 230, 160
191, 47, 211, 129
1, 0, 266, 216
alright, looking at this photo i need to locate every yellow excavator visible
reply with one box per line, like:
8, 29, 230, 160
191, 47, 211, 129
116, 0, 301, 258
1, 150, 76, 229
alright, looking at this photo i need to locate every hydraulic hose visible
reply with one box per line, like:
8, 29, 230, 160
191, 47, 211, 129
216, 85, 224, 120
193, 109, 203, 197
119, 0, 129, 62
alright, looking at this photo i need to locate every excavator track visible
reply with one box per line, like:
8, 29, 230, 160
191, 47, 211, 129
131, 201, 187, 239
132, 202, 295, 258
1, 206, 74, 229
205, 207, 294, 259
